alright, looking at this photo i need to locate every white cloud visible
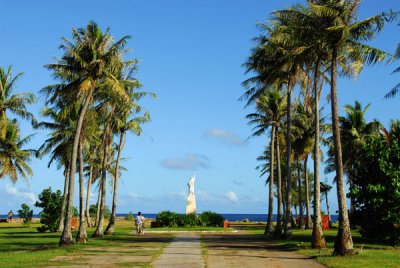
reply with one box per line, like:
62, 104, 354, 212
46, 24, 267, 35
160, 154, 211, 170
5, 185, 38, 204
0, 185, 39, 213
204, 129, 247, 147
226, 191, 239, 203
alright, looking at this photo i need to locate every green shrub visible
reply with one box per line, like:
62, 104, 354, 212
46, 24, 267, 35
180, 213, 201, 227
125, 212, 134, 221
156, 211, 181, 227
199, 211, 224, 227
34, 187, 63, 232
18, 203, 33, 225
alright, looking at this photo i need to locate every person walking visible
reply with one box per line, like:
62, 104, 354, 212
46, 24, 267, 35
7, 210, 13, 223
136, 212, 145, 236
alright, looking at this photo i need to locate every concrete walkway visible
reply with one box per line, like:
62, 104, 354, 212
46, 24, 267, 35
153, 233, 205, 268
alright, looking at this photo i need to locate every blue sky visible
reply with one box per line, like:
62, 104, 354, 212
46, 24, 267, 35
0, 0, 399, 215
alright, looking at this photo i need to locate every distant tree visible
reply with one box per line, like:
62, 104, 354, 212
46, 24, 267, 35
89, 204, 111, 219
35, 187, 63, 232
18, 203, 33, 225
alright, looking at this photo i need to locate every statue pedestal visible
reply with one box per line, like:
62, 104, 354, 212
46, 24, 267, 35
185, 194, 196, 214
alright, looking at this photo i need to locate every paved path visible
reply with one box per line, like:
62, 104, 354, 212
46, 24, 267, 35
152, 232, 325, 268
153, 233, 205, 268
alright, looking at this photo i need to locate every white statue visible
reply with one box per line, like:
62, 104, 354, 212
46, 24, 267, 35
188, 174, 195, 195
185, 174, 196, 214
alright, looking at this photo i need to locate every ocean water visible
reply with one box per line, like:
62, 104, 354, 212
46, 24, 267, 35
0, 213, 339, 223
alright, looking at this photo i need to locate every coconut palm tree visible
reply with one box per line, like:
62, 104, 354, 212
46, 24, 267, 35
104, 109, 151, 234
274, 0, 392, 254
44, 21, 131, 246
104, 61, 154, 234
0, 66, 36, 135
0, 120, 36, 183
36, 107, 74, 232
243, 26, 306, 238
385, 31, 400, 99
247, 89, 286, 235
313, 0, 392, 255
338, 101, 379, 213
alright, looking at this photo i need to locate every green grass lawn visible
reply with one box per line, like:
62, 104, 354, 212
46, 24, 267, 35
240, 223, 400, 268
0, 219, 173, 268
2, 220, 400, 268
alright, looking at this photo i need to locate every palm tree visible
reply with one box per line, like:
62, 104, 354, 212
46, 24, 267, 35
280, 0, 392, 255
104, 61, 154, 234
0, 120, 36, 183
385, 30, 400, 99
243, 26, 306, 238
36, 107, 74, 232
104, 109, 150, 234
44, 21, 131, 246
0, 66, 36, 135
247, 89, 286, 235
317, 0, 392, 255
339, 101, 379, 213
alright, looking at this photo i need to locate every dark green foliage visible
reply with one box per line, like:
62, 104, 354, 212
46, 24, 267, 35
125, 212, 134, 221
88, 204, 111, 219
34, 187, 63, 232
180, 213, 201, 227
155, 211, 181, 227
155, 211, 224, 227
352, 136, 400, 245
17, 203, 33, 225
199, 211, 224, 227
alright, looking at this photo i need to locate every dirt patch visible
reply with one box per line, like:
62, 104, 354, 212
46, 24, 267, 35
46, 233, 173, 267
201, 232, 326, 268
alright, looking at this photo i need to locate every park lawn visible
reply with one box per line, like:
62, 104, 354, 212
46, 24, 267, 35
0, 219, 173, 268
245, 225, 400, 268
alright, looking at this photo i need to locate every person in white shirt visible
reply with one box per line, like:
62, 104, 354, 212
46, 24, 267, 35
136, 212, 145, 235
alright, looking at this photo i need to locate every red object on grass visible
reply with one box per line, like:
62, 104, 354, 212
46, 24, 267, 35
223, 220, 230, 228
71, 217, 78, 230
322, 215, 329, 230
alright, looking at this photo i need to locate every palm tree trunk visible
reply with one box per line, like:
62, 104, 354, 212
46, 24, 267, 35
85, 165, 93, 227
76, 142, 88, 243
284, 82, 293, 239
331, 47, 353, 256
60, 94, 92, 246
93, 127, 110, 237
297, 160, 304, 229
304, 157, 312, 229
57, 165, 70, 232
265, 126, 275, 235
105, 131, 126, 235
274, 128, 283, 237
95, 182, 102, 227
312, 62, 326, 248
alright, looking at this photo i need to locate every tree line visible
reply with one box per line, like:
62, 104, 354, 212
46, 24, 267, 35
0, 21, 155, 246
242, 0, 399, 256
